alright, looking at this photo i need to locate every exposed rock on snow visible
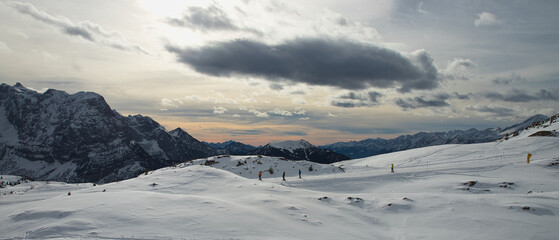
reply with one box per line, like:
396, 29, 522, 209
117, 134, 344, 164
0, 83, 217, 183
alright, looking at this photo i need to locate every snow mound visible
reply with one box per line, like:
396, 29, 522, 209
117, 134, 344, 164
180, 155, 344, 179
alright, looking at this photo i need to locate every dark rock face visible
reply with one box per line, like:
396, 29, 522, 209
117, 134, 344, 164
250, 140, 349, 164
204, 140, 257, 155
0, 83, 218, 183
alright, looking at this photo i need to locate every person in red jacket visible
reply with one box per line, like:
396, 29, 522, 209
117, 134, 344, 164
258, 171, 262, 181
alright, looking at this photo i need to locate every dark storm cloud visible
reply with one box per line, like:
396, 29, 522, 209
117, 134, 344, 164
166, 38, 440, 92
466, 105, 515, 117
395, 97, 448, 110
394, 92, 471, 110
167, 5, 237, 30
537, 89, 559, 101
64, 26, 94, 41
226, 129, 265, 136
453, 92, 471, 100
269, 83, 284, 91
7, 1, 149, 54
330, 91, 383, 108
483, 89, 559, 102
492, 74, 526, 85
283, 131, 307, 136
166, 5, 262, 35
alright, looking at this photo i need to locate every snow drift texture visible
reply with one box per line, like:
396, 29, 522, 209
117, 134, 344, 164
1, 118, 558, 239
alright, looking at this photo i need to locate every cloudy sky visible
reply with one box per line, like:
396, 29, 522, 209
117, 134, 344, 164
1, 0, 558, 145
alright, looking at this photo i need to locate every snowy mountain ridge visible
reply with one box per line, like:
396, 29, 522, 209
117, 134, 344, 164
252, 140, 350, 164
0, 83, 218, 183
321, 114, 550, 159
500, 113, 559, 140
269, 139, 314, 153
203, 140, 257, 155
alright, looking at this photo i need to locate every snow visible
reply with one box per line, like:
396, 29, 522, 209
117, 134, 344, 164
512, 116, 558, 139
270, 139, 313, 152
1, 136, 559, 239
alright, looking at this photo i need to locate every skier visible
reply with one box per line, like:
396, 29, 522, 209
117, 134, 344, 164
298, 169, 302, 178
282, 171, 286, 181
258, 171, 262, 181
391, 164, 394, 173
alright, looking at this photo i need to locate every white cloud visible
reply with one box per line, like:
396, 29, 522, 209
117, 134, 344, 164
213, 106, 228, 114
299, 117, 310, 121
243, 98, 257, 103
292, 97, 306, 105
327, 112, 337, 118
160, 98, 178, 108
249, 108, 269, 118
182, 95, 238, 105
7, 1, 149, 54
417, 2, 429, 15
444, 58, 476, 80
272, 108, 293, 116
475, 12, 502, 27
0, 41, 10, 53
294, 107, 306, 115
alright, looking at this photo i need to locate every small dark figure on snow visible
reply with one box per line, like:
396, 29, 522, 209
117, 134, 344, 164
391, 164, 394, 173
258, 171, 262, 181
299, 169, 302, 178
282, 171, 286, 181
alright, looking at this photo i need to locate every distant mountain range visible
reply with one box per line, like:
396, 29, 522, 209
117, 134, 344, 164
319, 114, 549, 159
203, 140, 257, 155
250, 140, 349, 164
204, 115, 550, 160
204, 139, 349, 164
0, 83, 554, 183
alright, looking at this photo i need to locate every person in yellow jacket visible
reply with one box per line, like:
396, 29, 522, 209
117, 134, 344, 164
391, 164, 394, 173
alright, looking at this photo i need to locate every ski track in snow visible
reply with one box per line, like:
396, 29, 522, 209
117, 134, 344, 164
1, 136, 559, 239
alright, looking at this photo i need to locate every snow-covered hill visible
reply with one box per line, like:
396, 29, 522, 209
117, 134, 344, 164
252, 139, 350, 164
183, 155, 344, 179
1, 131, 558, 239
500, 113, 559, 140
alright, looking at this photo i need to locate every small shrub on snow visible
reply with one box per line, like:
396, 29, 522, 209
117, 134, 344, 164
268, 166, 274, 175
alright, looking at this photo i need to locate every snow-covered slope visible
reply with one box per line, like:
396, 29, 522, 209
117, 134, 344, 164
269, 139, 314, 153
499, 114, 549, 135
252, 139, 350, 164
1, 133, 558, 239
183, 155, 344, 179
500, 113, 559, 140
